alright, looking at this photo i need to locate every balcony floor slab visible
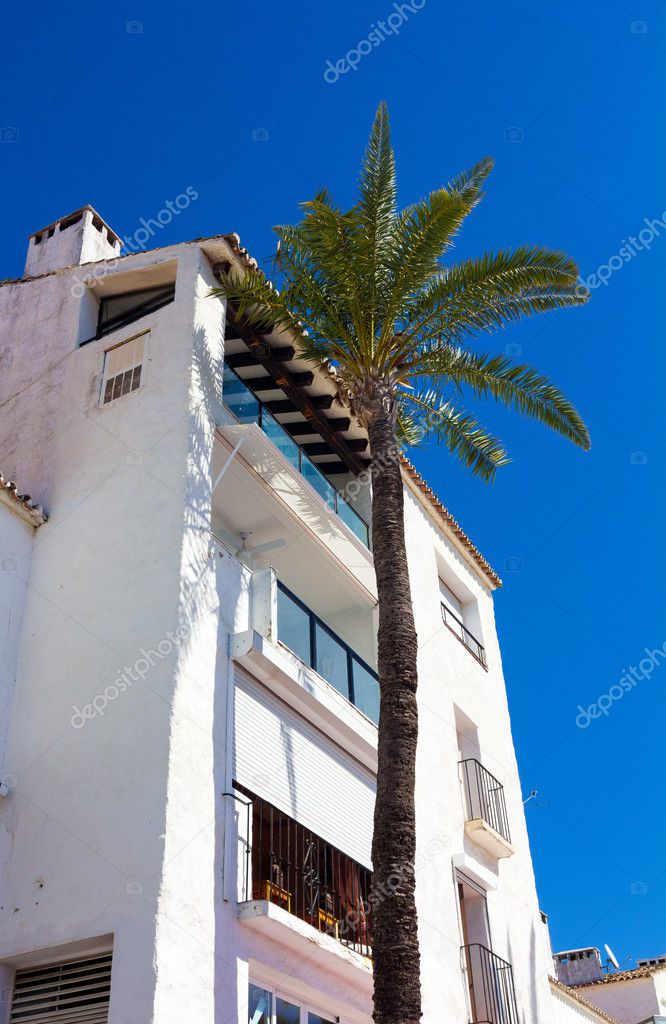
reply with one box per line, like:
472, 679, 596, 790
464, 819, 515, 859
238, 899, 373, 988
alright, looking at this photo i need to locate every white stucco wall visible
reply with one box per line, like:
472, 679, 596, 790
0, 504, 36, 784
0, 220, 568, 1024
402, 482, 555, 1024
576, 978, 661, 1024
550, 982, 617, 1024
0, 240, 216, 1023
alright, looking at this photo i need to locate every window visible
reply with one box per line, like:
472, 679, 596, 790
101, 334, 145, 405
439, 577, 486, 667
440, 580, 464, 638
248, 983, 335, 1024
95, 283, 175, 340
9, 953, 112, 1023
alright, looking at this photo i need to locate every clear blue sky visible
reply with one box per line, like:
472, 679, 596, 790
2, 0, 665, 966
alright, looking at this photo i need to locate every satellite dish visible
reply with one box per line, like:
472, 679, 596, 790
605, 944, 620, 971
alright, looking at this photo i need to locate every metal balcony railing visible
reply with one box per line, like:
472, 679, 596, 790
223, 363, 370, 548
441, 603, 486, 666
459, 759, 511, 844
462, 944, 519, 1024
239, 790, 373, 958
277, 581, 379, 725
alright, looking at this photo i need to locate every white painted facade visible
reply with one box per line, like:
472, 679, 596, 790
0, 207, 607, 1024
571, 970, 666, 1024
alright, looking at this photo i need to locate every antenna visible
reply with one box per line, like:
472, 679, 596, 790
604, 944, 620, 971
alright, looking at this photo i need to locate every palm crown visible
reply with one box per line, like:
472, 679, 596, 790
213, 101, 590, 481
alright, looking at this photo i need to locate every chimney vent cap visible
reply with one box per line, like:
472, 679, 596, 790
28, 205, 121, 247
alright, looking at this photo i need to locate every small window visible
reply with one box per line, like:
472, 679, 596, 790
440, 579, 464, 622
101, 334, 145, 405
9, 953, 112, 1023
248, 983, 336, 1024
439, 577, 486, 666
96, 283, 175, 340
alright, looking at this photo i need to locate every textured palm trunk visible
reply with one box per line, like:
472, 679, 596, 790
368, 406, 421, 1024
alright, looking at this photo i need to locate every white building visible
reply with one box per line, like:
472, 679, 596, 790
553, 949, 666, 1024
0, 206, 613, 1024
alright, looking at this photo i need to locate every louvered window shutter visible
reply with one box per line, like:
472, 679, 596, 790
9, 953, 112, 1023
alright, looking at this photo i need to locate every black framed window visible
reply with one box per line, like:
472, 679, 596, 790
90, 283, 175, 342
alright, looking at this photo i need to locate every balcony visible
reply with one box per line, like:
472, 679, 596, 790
238, 791, 373, 960
222, 363, 370, 548
460, 759, 514, 859
277, 581, 379, 725
442, 603, 487, 667
230, 565, 378, 767
462, 944, 519, 1024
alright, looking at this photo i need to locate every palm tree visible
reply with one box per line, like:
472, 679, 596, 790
213, 102, 589, 1024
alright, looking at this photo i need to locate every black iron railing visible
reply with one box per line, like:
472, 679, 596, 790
223, 363, 370, 547
441, 602, 487, 666
238, 789, 373, 958
459, 759, 511, 844
277, 581, 379, 725
462, 944, 519, 1024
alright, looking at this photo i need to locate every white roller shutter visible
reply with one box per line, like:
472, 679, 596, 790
233, 670, 375, 868
9, 954, 112, 1023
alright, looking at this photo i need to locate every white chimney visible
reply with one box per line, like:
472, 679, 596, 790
24, 205, 122, 278
553, 948, 605, 986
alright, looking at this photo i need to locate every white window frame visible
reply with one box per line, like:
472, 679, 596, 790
99, 330, 149, 407
248, 977, 341, 1024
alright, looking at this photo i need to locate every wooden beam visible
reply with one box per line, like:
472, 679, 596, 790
302, 439, 368, 456
249, 372, 314, 392
226, 349, 294, 369
266, 394, 333, 414
317, 460, 350, 476
282, 417, 351, 436
223, 307, 366, 475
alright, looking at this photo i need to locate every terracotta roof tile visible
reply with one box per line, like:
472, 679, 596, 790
400, 455, 501, 588
0, 474, 48, 526
573, 963, 666, 986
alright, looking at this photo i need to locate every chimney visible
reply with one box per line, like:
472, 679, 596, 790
24, 205, 122, 278
553, 948, 605, 986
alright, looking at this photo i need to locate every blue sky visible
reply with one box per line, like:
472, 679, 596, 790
2, 0, 665, 965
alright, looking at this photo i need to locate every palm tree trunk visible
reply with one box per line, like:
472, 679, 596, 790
368, 406, 421, 1024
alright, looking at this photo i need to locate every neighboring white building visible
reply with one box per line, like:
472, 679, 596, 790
0, 206, 612, 1024
554, 949, 666, 1024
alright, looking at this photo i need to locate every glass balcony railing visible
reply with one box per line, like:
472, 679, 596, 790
223, 363, 370, 548
277, 581, 379, 725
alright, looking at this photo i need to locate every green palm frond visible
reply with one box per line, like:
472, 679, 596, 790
211, 102, 590, 479
404, 247, 588, 348
414, 348, 590, 449
357, 100, 397, 268
400, 386, 510, 482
